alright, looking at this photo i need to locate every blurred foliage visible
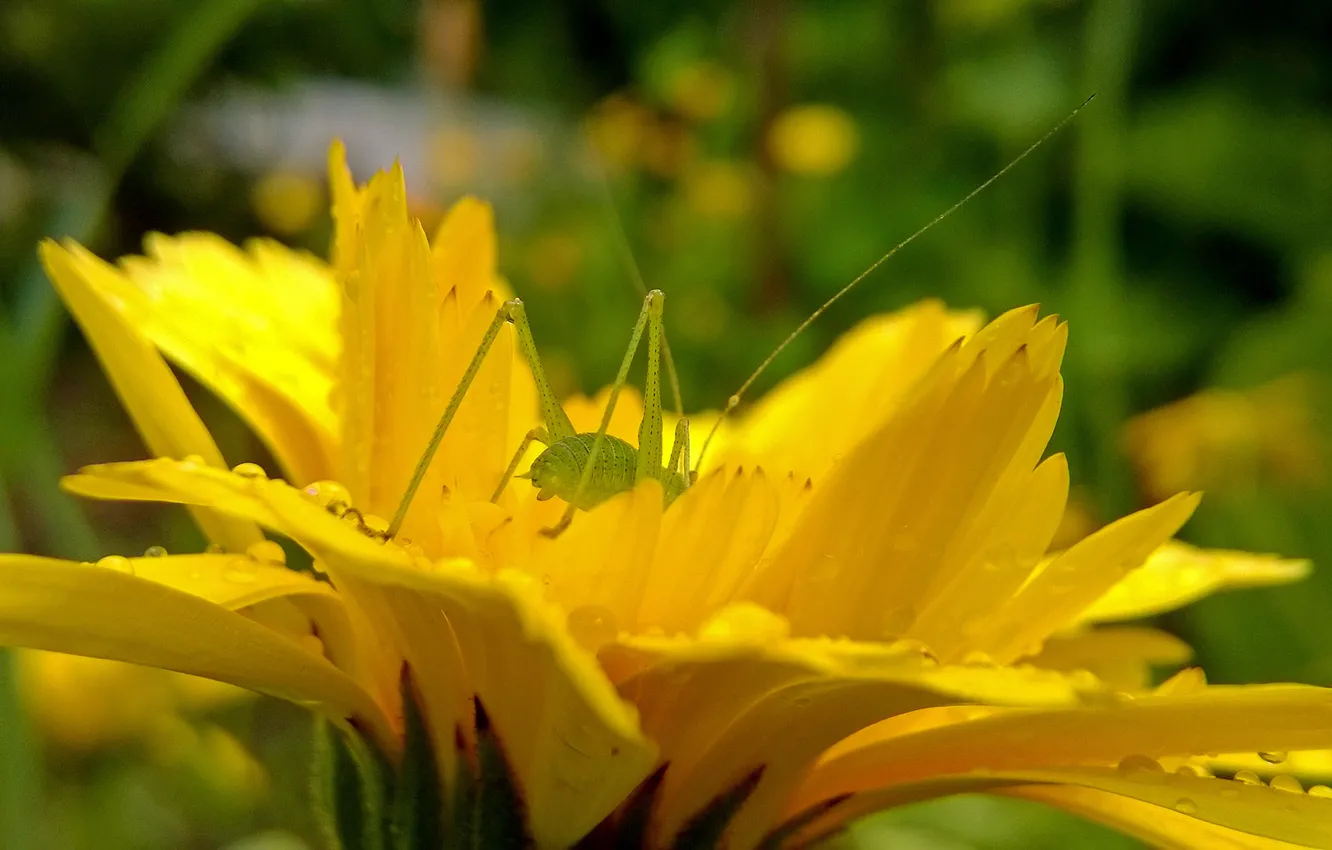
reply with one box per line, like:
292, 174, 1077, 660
1, 0, 1331, 847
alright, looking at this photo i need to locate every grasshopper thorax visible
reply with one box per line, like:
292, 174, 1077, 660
525, 432, 686, 511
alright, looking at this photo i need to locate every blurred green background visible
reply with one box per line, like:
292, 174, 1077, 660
1, 0, 1330, 847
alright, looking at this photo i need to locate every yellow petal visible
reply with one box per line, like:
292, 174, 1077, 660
40, 240, 263, 553
1077, 541, 1311, 624
973, 491, 1202, 663
603, 625, 1093, 849
638, 467, 779, 634
332, 160, 519, 545
431, 195, 497, 312
65, 458, 656, 847
787, 767, 1332, 850
1025, 626, 1193, 690
759, 322, 1061, 640
719, 300, 982, 479
122, 551, 361, 681
788, 684, 1332, 816
117, 232, 339, 484
527, 479, 663, 632
0, 554, 393, 754
1007, 785, 1319, 850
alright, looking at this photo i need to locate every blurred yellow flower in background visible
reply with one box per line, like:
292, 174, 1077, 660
19, 651, 267, 805
767, 104, 860, 176
666, 60, 736, 122
1123, 374, 1324, 502
2, 144, 1332, 847
683, 159, 753, 219
19, 651, 246, 752
250, 170, 324, 237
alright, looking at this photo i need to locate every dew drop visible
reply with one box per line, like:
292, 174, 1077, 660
179, 454, 205, 470
222, 558, 260, 584
231, 462, 267, 479
1269, 774, 1303, 794
961, 651, 996, 668
1308, 785, 1332, 799
304, 480, 353, 510
1173, 763, 1209, 778
1172, 798, 1197, 815
1116, 754, 1164, 777
204, 543, 224, 554
246, 540, 287, 566
1257, 750, 1288, 765
142, 545, 168, 558
566, 605, 618, 653
96, 555, 134, 574
1233, 769, 1263, 786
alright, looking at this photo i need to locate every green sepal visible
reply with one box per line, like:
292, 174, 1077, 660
391, 668, 443, 850
311, 717, 391, 850
447, 697, 534, 849
670, 766, 766, 850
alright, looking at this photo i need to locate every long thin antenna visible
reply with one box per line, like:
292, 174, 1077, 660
588, 144, 686, 419
694, 94, 1096, 469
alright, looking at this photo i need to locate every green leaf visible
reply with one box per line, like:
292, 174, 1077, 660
391, 668, 443, 850
669, 766, 766, 850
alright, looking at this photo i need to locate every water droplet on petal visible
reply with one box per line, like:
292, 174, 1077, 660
204, 543, 224, 554
1307, 785, 1332, 798
1233, 769, 1263, 786
1173, 798, 1197, 815
1269, 774, 1303, 794
566, 605, 618, 653
1116, 754, 1164, 778
143, 545, 168, 558
1258, 750, 1288, 765
304, 480, 353, 511
961, 651, 996, 668
222, 558, 259, 584
1174, 763, 1207, 778
179, 454, 205, 470
246, 540, 286, 566
231, 462, 267, 479
96, 555, 134, 574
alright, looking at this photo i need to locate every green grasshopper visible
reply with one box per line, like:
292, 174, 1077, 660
386, 97, 1093, 540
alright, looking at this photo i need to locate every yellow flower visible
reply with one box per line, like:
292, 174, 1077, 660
1123, 374, 1325, 502
18, 650, 248, 752
767, 104, 860, 176
5, 143, 1332, 848
250, 169, 324, 236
